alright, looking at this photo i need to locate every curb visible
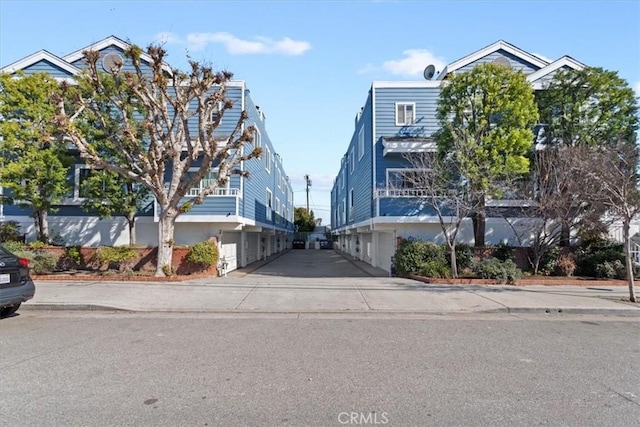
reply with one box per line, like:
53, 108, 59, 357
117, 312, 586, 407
20, 303, 640, 317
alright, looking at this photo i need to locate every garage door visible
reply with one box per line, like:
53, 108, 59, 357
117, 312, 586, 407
376, 232, 395, 273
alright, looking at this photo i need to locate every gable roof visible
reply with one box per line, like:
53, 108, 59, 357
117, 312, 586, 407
527, 55, 586, 88
436, 40, 550, 80
0, 49, 81, 75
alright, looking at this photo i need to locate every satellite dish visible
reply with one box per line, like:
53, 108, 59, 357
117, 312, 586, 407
102, 53, 124, 73
423, 64, 436, 80
493, 57, 512, 68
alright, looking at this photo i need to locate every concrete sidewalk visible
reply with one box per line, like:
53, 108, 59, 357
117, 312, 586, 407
20, 249, 639, 316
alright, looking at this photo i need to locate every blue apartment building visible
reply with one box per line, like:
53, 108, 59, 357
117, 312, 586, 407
331, 40, 589, 272
0, 36, 294, 272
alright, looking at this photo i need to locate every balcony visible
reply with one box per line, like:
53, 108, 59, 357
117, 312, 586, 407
187, 188, 240, 197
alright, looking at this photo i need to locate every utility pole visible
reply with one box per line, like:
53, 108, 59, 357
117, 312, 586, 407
304, 174, 312, 213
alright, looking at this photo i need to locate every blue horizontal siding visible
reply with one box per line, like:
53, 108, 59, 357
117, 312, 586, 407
22, 60, 74, 78
456, 49, 541, 76
378, 197, 455, 217
182, 196, 237, 216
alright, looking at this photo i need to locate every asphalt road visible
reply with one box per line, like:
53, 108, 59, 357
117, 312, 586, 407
1, 312, 639, 426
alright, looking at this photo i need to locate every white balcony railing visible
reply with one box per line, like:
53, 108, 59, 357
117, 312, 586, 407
376, 188, 432, 198
187, 188, 240, 197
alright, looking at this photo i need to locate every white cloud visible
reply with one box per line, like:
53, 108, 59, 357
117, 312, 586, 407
381, 49, 447, 77
155, 31, 311, 55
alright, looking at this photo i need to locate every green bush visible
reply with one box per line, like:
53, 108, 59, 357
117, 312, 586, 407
419, 260, 451, 278
541, 246, 561, 276
444, 243, 474, 271
0, 221, 22, 242
186, 241, 219, 267
473, 257, 522, 284
29, 252, 59, 274
93, 246, 137, 272
394, 240, 446, 275
493, 242, 515, 262
1, 241, 25, 253
574, 240, 625, 278
57, 246, 84, 270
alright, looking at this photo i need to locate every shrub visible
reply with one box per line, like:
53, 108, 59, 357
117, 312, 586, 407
540, 246, 561, 276
494, 242, 515, 262
29, 252, 59, 274
1, 240, 25, 253
473, 257, 522, 284
444, 243, 474, 271
93, 246, 137, 272
575, 240, 625, 278
555, 254, 576, 277
186, 241, 219, 267
28, 241, 47, 250
394, 240, 446, 275
57, 246, 84, 270
419, 260, 451, 278
0, 221, 22, 242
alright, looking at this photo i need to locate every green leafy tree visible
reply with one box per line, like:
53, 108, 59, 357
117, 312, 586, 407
55, 45, 260, 276
80, 169, 151, 246
0, 72, 72, 243
294, 207, 315, 232
538, 67, 639, 302
436, 63, 539, 247
537, 67, 639, 247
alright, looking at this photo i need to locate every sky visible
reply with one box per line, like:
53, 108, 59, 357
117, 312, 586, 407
1, 0, 639, 225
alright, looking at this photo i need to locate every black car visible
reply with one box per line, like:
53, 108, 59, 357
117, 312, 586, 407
0, 244, 35, 317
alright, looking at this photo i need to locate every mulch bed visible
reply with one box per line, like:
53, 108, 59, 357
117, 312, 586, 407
408, 274, 628, 287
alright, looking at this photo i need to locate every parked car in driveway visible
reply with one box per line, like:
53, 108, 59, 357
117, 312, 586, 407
0, 244, 35, 317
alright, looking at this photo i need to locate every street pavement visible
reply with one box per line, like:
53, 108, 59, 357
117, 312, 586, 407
22, 249, 640, 316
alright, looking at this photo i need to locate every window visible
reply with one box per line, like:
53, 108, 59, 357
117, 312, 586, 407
349, 188, 354, 219
349, 149, 355, 174
386, 168, 424, 190
265, 146, 271, 173
210, 101, 223, 123
395, 102, 415, 126
75, 165, 102, 199
277, 169, 281, 188
187, 169, 231, 196
358, 128, 364, 160
341, 168, 345, 189
266, 189, 273, 221
253, 127, 261, 148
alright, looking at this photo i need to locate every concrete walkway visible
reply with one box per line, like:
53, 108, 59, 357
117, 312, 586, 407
22, 249, 640, 316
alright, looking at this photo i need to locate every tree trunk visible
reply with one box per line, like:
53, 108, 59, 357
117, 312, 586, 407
559, 222, 570, 247
472, 211, 486, 247
34, 210, 49, 243
127, 212, 136, 246
449, 242, 458, 278
156, 207, 178, 277
471, 192, 485, 247
623, 219, 637, 303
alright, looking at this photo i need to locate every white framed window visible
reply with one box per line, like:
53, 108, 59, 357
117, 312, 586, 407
358, 127, 364, 160
253, 126, 261, 148
275, 197, 281, 220
395, 102, 415, 126
341, 168, 345, 189
266, 189, 273, 221
265, 146, 271, 173
349, 149, 355, 174
277, 169, 281, 189
210, 101, 223, 123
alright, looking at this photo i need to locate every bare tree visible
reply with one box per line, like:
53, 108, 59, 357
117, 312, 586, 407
398, 152, 482, 277
54, 45, 260, 276
578, 143, 640, 302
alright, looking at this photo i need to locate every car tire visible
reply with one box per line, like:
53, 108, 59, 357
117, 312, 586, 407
0, 303, 21, 318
